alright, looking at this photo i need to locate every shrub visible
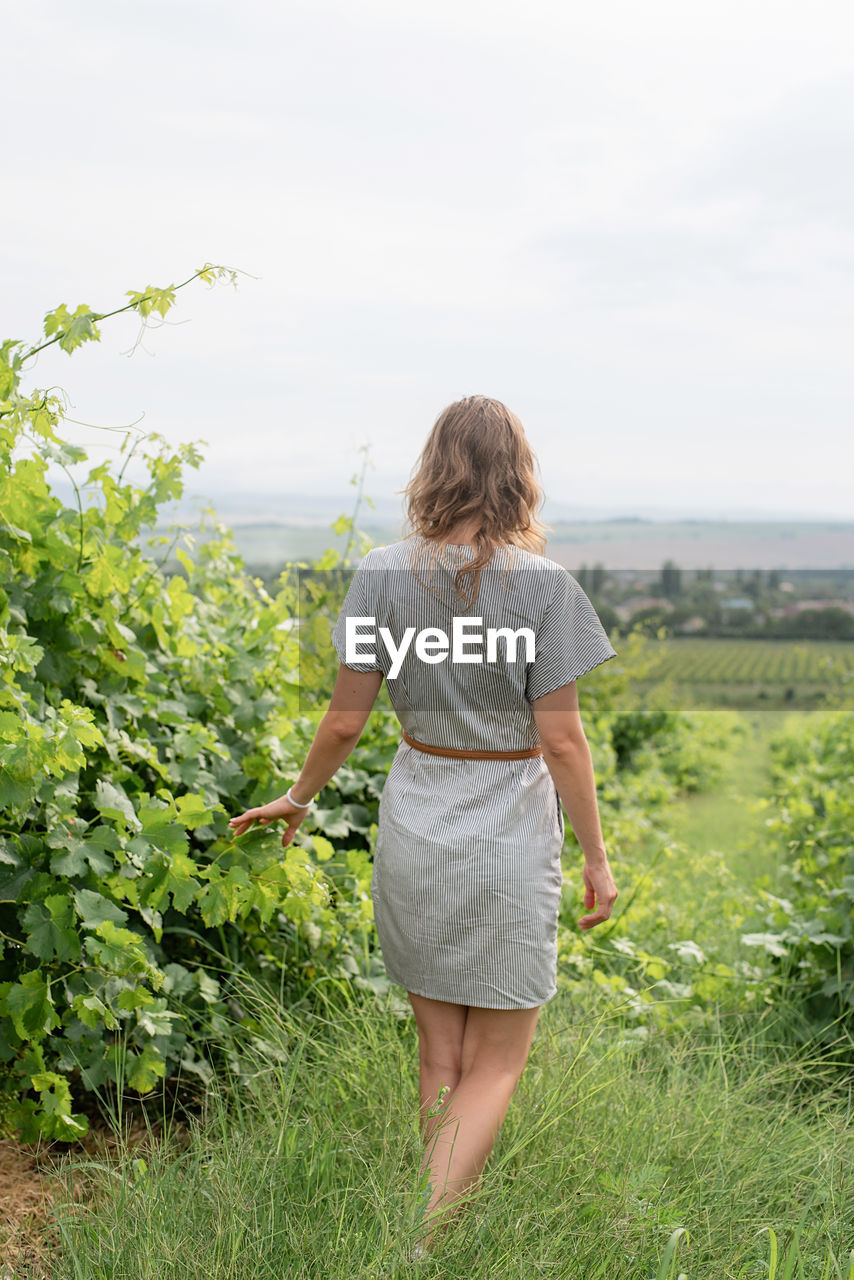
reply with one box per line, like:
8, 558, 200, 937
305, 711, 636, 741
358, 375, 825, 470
741, 711, 854, 1045
0, 271, 390, 1139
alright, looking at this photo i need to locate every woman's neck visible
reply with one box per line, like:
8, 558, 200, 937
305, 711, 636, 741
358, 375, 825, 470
431, 524, 485, 547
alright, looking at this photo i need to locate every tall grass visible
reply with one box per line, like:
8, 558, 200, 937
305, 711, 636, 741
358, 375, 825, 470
49, 973, 853, 1279
43, 710, 852, 1277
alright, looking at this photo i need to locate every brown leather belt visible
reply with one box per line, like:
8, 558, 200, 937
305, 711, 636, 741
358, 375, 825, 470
401, 729, 542, 760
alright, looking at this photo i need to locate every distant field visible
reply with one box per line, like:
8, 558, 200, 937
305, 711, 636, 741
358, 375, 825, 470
545, 519, 854, 570
151, 517, 854, 572
636, 637, 854, 709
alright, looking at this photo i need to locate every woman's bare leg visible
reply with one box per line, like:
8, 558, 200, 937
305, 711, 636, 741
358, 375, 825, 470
411, 1000, 542, 1250
407, 992, 467, 1147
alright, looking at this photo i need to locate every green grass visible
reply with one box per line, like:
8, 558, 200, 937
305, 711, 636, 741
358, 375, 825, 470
47, 977, 853, 1280
665, 709, 787, 883
44, 709, 854, 1279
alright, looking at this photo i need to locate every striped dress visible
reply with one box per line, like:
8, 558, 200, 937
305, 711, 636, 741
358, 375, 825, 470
331, 535, 618, 1009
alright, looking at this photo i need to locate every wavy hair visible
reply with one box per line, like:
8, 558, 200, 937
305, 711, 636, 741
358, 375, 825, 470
400, 395, 549, 607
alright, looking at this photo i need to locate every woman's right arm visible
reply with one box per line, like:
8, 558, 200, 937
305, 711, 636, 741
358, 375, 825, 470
532, 681, 618, 931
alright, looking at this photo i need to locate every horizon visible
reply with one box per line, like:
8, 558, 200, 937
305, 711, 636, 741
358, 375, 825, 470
46, 476, 854, 528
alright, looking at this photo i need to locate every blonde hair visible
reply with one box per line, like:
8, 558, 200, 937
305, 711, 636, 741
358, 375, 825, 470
400, 395, 549, 607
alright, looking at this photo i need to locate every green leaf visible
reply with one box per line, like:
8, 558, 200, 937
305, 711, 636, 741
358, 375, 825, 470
84, 920, 158, 980
42, 302, 102, 352
126, 1043, 166, 1093
43, 303, 71, 337
340, 802, 371, 832
23, 894, 81, 962
138, 801, 187, 838
41, 440, 88, 468
137, 852, 199, 914
741, 931, 789, 958
168, 860, 201, 913
0, 839, 19, 867
116, 986, 155, 1011
175, 793, 215, 829
0, 863, 34, 903
3, 971, 60, 1040
30, 1071, 89, 1139
51, 835, 114, 878
71, 991, 117, 1031
125, 286, 176, 321
311, 834, 336, 862
197, 865, 251, 927
0, 1015, 24, 1062
94, 779, 140, 830
136, 1001, 180, 1038
74, 888, 128, 930
161, 963, 194, 998
310, 806, 351, 838
0, 523, 32, 542
0, 774, 37, 812
136, 809, 189, 856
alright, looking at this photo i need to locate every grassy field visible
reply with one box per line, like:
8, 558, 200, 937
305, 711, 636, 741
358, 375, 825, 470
664, 709, 788, 882
42, 711, 853, 1280
44, 983, 853, 1280
633, 639, 854, 710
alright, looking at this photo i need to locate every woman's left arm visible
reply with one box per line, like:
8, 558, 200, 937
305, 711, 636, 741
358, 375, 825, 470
228, 665, 385, 846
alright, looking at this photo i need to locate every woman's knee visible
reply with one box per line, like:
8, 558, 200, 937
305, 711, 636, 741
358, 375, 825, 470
420, 1047, 464, 1082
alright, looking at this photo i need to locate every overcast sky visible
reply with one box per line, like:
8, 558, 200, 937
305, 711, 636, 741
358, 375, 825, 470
4, 0, 854, 521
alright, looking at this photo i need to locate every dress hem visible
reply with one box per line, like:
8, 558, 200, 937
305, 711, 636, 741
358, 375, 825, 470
385, 972, 558, 1011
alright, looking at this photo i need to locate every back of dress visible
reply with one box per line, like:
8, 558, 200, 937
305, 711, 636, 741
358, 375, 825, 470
330, 534, 618, 1009
332, 534, 617, 749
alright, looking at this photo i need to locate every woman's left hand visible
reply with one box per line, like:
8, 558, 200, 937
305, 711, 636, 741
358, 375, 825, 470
228, 795, 309, 847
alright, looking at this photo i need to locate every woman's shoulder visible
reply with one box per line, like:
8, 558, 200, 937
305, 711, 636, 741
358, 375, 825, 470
500, 546, 576, 590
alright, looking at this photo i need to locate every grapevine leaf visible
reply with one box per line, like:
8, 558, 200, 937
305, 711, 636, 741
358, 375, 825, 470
93, 779, 141, 830
51, 836, 114, 878
74, 888, 128, 930
0, 863, 35, 903
83, 920, 157, 982
175, 793, 215, 829
126, 1044, 166, 1093
3, 971, 60, 1040
30, 1071, 89, 1139
23, 894, 81, 962
72, 992, 117, 1031
311, 834, 336, 862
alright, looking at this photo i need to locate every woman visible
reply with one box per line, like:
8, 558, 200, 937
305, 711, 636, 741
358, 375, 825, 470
228, 395, 619, 1258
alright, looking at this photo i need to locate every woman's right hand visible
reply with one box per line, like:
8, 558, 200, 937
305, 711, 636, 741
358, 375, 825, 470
577, 856, 618, 930
228, 794, 309, 847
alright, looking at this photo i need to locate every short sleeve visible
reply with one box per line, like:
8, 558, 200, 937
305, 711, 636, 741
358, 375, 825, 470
330, 552, 383, 672
525, 568, 617, 702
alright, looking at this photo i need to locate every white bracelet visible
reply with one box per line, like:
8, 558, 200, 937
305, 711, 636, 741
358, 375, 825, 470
286, 786, 313, 809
